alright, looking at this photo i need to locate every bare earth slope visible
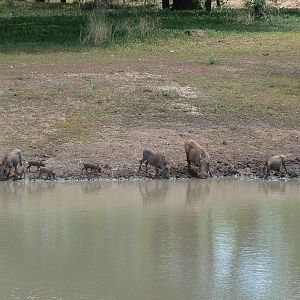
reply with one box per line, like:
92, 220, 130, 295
0, 33, 299, 179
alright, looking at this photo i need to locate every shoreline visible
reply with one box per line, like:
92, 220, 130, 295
1, 160, 299, 182
1, 175, 299, 184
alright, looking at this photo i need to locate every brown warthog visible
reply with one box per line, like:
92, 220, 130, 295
263, 155, 289, 178
1, 149, 22, 179
38, 167, 56, 180
82, 163, 101, 173
27, 160, 45, 172
12, 166, 26, 180
139, 149, 170, 179
184, 139, 212, 179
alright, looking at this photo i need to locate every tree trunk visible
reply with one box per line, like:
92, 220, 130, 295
173, 0, 198, 10
216, 0, 221, 7
61, 0, 67, 3
162, 0, 169, 9
205, 0, 212, 11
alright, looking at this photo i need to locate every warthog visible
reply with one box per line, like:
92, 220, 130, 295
1, 149, 22, 179
262, 155, 289, 178
12, 166, 26, 180
82, 163, 101, 173
184, 139, 212, 179
38, 167, 56, 180
139, 149, 170, 179
27, 160, 45, 172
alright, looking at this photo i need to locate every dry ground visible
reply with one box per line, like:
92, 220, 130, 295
226, 0, 299, 8
0, 32, 299, 180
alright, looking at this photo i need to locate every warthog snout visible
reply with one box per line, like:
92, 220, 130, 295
161, 165, 170, 179
199, 159, 210, 179
199, 172, 209, 179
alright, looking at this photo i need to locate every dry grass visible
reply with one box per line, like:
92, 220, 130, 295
0, 29, 299, 155
81, 11, 159, 45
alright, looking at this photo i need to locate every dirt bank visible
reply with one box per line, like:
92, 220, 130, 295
1, 122, 299, 181
0, 32, 299, 181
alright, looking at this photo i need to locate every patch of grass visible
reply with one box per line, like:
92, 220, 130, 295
179, 75, 300, 127
48, 109, 103, 144
81, 11, 159, 45
51, 79, 66, 91
208, 55, 220, 65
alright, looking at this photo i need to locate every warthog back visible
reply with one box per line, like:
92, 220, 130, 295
142, 149, 167, 169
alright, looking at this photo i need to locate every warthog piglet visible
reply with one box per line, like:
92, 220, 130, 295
27, 160, 45, 172
38, 167, 56, 180
82, 163, 101, 173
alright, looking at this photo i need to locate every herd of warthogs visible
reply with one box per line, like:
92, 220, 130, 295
0, 139, 291, 181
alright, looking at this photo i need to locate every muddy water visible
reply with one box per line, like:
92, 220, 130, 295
0, 179, 299, 300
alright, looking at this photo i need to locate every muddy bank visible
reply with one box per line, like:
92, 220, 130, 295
64, 157, 299, 180
2, 157, 299, 182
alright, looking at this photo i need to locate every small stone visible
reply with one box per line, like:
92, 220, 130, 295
185, 29, 205, 36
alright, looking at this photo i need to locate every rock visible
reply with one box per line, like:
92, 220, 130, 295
185, 29, 205, 36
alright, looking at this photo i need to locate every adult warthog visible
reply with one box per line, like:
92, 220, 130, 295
139, 148, 170, 179
1, 149, 22, 179
184, 139, 212, 179
262, 155, 289, 179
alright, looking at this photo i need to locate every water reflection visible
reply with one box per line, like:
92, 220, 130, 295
138, 180, 169, 205
80, 181, 113, 194
0, 179, 299, 300
259, 180, 287, 196
26, 182, 56, 195
185, 180, 210, 211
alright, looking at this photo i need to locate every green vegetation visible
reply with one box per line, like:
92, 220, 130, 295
0, 2, 299, 52
208, 54, 219, 65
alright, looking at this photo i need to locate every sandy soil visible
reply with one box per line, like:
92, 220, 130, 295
225, 0, 299, 9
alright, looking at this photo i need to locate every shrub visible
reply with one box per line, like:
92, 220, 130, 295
209, 55, 219, 65
245, 0, 268, 19
81, 10, 159, 45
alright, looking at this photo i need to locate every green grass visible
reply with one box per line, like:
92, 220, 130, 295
0, 3, 299, 52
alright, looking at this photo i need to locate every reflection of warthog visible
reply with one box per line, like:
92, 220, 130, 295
185, 180, 210, 211
27, 160, 45, 172
38, 167, 56, 180
1, 149, 22, 179
82, 163, 101, 173
26, 183, 56, 195
138, 149, 170, 179
184, 139, 212, 179
259, 181, 287, 196
262, 155, 289, 178
81, 181, 112, 194
138, 181, 169, 205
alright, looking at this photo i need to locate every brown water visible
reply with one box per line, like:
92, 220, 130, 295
0, 179, 299, 300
